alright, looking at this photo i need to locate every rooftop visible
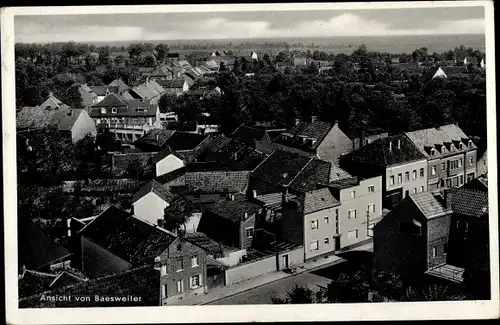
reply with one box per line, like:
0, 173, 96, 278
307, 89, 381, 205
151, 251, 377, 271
80, 205, 176, 264
231, 124, 268, 146
132, 179, 175, 204
133, 129, 176, 151
205, 194, 262, 223
300, 188, 341, 214
276, 120, 335, 152
17, 106, 85, 131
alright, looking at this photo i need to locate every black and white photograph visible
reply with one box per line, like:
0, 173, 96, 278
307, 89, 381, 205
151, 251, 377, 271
2, 1, 498, 323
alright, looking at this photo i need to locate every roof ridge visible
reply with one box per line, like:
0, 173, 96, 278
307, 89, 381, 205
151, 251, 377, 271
24, 269, 58, 278
287, 157, 313, 187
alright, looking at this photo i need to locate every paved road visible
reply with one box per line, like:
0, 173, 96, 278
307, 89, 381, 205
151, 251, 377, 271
208, 271, 333, 305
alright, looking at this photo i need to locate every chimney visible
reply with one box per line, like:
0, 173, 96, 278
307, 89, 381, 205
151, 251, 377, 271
146, 77, 149, 86
67, 218, 71, 237
360, 129, 366, 147
443, 188, 452, 210
49, 92, 53, 97
397, 139, 401, 149
311, 116, 318, 122
252, 190, 257, 199
389, 141, 392, 151
294, 118, 300, 126
155, 133, 159, 142
244, 212, 248, 219
282, 186, 289, 205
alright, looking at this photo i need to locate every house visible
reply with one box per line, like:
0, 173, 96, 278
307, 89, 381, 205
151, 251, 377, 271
19, 265, 160, 307
157, 79, 189, 96
16, 106, 97, 142
323, 175, 383, 249
89, 93, 161, 142
197, 194, 262, 250
272, 117, 354, 164
152, 146, 186, 177
480, 56, 486, 68
132, 79, 166, 104
89, 85, 119, 103
373, 188, 489, 285
293, 57, 309, 66
463, 56, 478, 66
133, 129, 176, 152
77, 84, 100, 109
405, 124, 478, 190
38, 93, 70, 110
427, 66, 468, 79
236, 50, 258, 61
78, 205, 208, 303
349, 128, 389, 151
132, 179, 175, 225
185, 86, 222, 100
203, 60, 220, 72
18, 268, 86, 299
339, 134, 428, 210
392, 62, 421, 71
18, 218, 72, 273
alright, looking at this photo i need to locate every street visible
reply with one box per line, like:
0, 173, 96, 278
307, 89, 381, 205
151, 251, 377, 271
208, 271, 333, 305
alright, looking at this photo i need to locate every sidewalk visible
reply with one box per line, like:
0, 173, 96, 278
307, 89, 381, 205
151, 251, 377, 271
168, 253, 347, 306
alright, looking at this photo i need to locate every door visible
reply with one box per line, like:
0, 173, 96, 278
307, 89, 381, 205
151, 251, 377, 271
282, 254, 289, 269
334, 237, 341, 252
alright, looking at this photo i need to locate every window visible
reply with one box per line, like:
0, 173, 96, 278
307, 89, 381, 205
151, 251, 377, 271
412, 170, 417, 180
432, 247, 437, 258
441, 162, 445, 172
350, 190, 356, 198
311, 220, 318, 230
420, 186, 425, 193
390, 176, 395, 186
111, 107, 117, 114
324, 217, 329, 224
468, 140, 473, 148
191, 256, 199, 267
468, 156, 473, 166
398, 174, 402, 184
459, 158, 463, 168
431, 166, 436, 175
245, 227, 254, 238
457, 220, 469, 233
162, 284, 167, 298
190, 275, 201, 289
368, 204, 375, 213
176, 279, 184, 293
413, 188, 417, 194
459, 143, 464, 150
368, 185, 375, 192
161, 264, 167, 276
459, 175, 464, 185
405, 172, 410, 182
324, 237, 330, 245
450, 160, 459, 170
100, 108, 107, 114
310, 240, 319, 251
405, 190, 409, 197
430, 148, 436, 156
176, 259, 183, 271
347, 229, 358, 240
348, 209, 356, 219
420, 168, 425, 177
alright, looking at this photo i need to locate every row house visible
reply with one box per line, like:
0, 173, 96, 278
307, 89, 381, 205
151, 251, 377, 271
339, 134, 428, 210
89, 93, 161, 142
373, 187, 489, 286
405, 124, 478, 190
77, 205, 208, 304
271, 116, 353, 164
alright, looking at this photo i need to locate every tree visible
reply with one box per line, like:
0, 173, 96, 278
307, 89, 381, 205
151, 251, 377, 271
162, 198, 194, 233
98, 46, 110, 65
128, 43, 144, 62
158, 93, 178, 113
59, 84, 84, 109
325, 269, 370, 303
271, 284, 318, 304
155, 44, 169, 62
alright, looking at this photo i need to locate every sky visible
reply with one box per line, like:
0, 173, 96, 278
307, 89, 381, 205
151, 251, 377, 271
15, 6, 485, 43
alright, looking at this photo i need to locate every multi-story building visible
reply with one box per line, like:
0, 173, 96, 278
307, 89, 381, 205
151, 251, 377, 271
373, 187, 489, 285
405, 124, 478, 190
339, 134, 428, 209
89, 93, 161, 142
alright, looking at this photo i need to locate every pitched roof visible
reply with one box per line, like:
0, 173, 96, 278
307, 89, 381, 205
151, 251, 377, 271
410, 191, 451, 219
343, 134, 426, 167
89, 95, 157, 117
303, 188, 341, 214
276, 120, 335, 151
80, 205, 175, 264
17, 106, 84, 131
252, 150, 313, 187
18, 218, 72, 270
327, 176, 361, 190
39, 94, 68, 110
18, 270, 58, 298
185, 169, 250, 193
162, 132, 208, 151
441, 66, 468, 76
132, 80, 165, 99
184, 232, 232, 255
133, 129, 176, 150
133, 179, 174, 203
231, 124, 267, 145
108, 79, 130, 91
450, 188, 488, 217
89, 85, 112, 96
288, 158, 334, 192
151, 146, 184, 164
19, 265, 159, 308
157, 79, 186, 89
405, 124, 476, 158
91, 93, 127, 107
205, 194, 262, 223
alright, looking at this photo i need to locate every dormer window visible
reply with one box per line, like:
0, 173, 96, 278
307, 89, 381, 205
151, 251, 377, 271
111, 107, 117, 114
100, 108, 107, 114
441, 147, 446, 154
450, 144, 455, 152
459, 143, 464, 150
430, 148, 436, 156
468, 140, 473, 148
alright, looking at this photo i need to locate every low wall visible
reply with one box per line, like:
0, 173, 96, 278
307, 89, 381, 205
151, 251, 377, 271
225, 246, 304, 285
217, 249, 247, 267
